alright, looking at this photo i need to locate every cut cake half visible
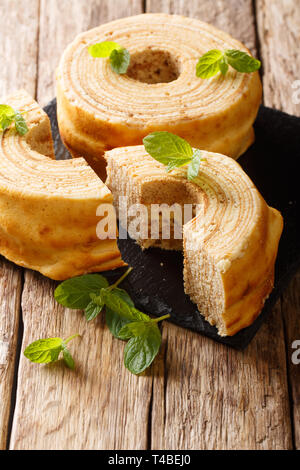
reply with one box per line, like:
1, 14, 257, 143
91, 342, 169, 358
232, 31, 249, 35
105, 145, 283, 336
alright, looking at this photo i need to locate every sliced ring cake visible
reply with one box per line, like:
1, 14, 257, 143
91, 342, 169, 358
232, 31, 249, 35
105, 145, 283, 336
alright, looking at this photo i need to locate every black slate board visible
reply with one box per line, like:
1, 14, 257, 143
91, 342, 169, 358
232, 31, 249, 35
44, 99, 300, 349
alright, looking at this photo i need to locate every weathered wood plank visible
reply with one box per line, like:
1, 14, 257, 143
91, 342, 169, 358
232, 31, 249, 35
0, 0, 39, 98
9, 0, 154, 450
281, 271, 300, 449
147, 0, 293, 450
152, 311, 292, 449
0, 262, 22, 450
147, 0, 257, 52
0, 0, 39, 449
256, 0, 300, 449
10, 272, 152, 450
37, 0, 144, 105
256, 0, 300, 115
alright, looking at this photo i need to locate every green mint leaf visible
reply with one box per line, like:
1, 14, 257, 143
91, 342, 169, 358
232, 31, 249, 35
0, 104, 16, 131
105, 288, 134, 339
106, 310, 131, 339
25, 334, 79, 368
124, 324, 162, 374
88, 41, 130, 75
0, 105, 28, 135
102, 288, 150, 323
224, 50, 261, 73
84, 299, 104, 322
110, 288, 135, 307
89, 292, 104, 305
14, 111, 29, 135
143, 131, 193, 169
62, 347, 75, 369
118, 321, 149, 340
110, 48, 130, 74
196, 49, 223, 79
24, 338, 63, 364
88, 41, 121, 58
187, 149, 203, 181
54, 274, 109, 309
219, 57, 229, 76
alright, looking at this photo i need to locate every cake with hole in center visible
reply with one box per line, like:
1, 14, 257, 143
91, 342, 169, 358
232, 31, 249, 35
0, 90, 125, 280
56, 13, 262, 180
105, 145, 283, 336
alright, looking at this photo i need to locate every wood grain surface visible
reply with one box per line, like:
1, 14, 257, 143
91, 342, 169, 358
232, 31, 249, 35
256, 0, 300, 448
0, 0, 299, 450
0, 0, 39, 448
256, 0, 300, 115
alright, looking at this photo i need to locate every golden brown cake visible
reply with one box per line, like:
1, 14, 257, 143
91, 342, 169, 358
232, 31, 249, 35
0, 90, 125, 280
105, 145, 283, 336
56, 13, 262, 180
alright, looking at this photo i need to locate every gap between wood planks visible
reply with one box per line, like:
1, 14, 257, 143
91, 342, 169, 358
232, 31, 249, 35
5, 273, 24, 450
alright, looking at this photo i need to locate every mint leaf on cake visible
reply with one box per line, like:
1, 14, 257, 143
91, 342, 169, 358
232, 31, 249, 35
88, 41, 130, 74
143, 131, 205, 181
196, 49, 224, 79
88, 41, 122, 57
224, 50, 261, 73
0, 104, 28, 135
196, 49, 261, 78
110, 48, 130, 74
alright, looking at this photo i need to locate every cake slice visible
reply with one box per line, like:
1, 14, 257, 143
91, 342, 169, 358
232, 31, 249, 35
0, 90, 125, 280
105, 145, 283, 336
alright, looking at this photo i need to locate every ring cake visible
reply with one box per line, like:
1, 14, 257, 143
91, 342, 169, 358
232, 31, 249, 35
56, 13, 262, 180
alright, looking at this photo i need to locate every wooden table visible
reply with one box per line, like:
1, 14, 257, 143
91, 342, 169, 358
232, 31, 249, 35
0, 0, 299, 450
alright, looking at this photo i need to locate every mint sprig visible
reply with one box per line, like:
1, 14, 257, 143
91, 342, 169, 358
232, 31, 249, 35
110, 48, 130, 74
53, 268, 170, 375
54, 274, 109, 309
143, 131, 204, 181
0, 104, 28, 135
196, 49, 261, 79
24, 334, 80, 369
124, 326, 161, 375
88, 41, 130, 74
105, 288, 135, 339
